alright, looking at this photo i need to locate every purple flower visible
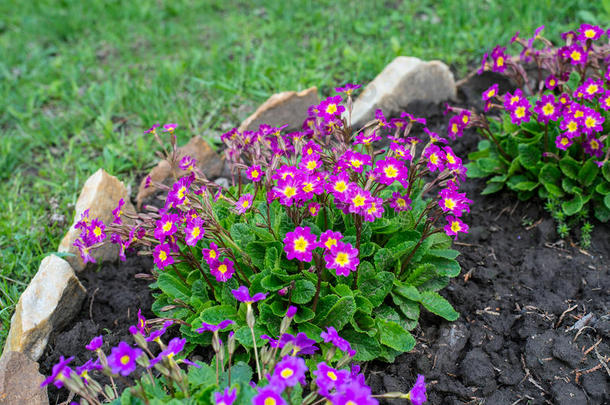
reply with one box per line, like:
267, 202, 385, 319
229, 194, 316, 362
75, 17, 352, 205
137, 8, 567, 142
246, 165, 264, 182
321, 327, 356, 356
163, 123, 178, 132
146, 320, 173, 342
438, 188, 471, 217
555, 134, 573, 151
202, 242, 219, 263
154, 213, 180, 242
184, 217, 205, 246
271, 355, 308, 388
318, 95, 345, 121
153, 243, 174, 270
76, 359, 102, 384
129, 309, 147, 335
534, 94, 559, 124
231, 286, 267, 304
313, 362, 350, 397
279, 332, 318, 355
214, 387, 237, 405
389, 192, 411, 212
41, 356, 73, 389
159, 337, 186, 359
196, 319, 234, 333
562, 44, 587, 66
444, 216, 469, 240
210, 258, 235, 282
578, 24, 604, 41
374, 157, 407, 185
423, 144, 446, 172
179, 155, 197, 171
108, 342, 142, 376
324, 241, 359, 276
490, 46, 507, 73
331, 383, 378, 405
112, 198, 125, 225
286, 306, 297, 318
253, 387, 286, 405
307, 202, 320, 217
235, 193, 254, 215
407, 374, 427, 405
144, 123, 160, 134
545, 75, 558, 90
509, 100, 532, 125
335, 83, 361, 96
283, 226, 317, 262
482, 84, 498, 101
86, 335, 103, 351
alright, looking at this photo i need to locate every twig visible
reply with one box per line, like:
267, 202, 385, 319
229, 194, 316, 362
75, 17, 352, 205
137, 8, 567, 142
89, 288, 100, 321
555, 304, 578, 328
594, 346, 610, 377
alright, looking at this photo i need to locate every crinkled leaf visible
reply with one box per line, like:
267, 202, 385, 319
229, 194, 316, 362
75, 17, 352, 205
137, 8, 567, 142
518, 143, 541, 170
377, 319, 416, 352
292, 279, 316, 304
559, 155, 580, 180
357, 266, 395, 307
403, 263, 436, 286
319, 296, 356, 330
157, 272, 190, 302
562, 194, 584, 216
391, 292, 420, 320
341, 330, 382, 362
579, 158, 599, 187
419, 291, 459, 321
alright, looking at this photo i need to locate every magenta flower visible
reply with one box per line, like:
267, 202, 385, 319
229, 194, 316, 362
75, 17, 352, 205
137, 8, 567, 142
584, 135, 604, 158
196, 319, 234, 333
253, 387, 286, 405
271, 355, 308, 388
407, 374, 427, 405
214, 388, 237, 405
76, 358, 103, 384
210, 258, 235, 282
41, 356, 73, 389
534, 94, 559, 124
578, 78, 603, 101
307, 202, 320, 217
345, 184, 372, 215
155, 337, 185, 361
202, 242, 220, 263
154, 213, 180, 242
144, 123, 160, 134
318, 95, 345, 120
325, 173, 350, 198
283, 226, 317, 262
286, 306, 297, 318
86, 335, 103, 351
314, 362, 350, 397
300, 153, 321, 172
423, 144, 446, 172
279, 332, 318, 355
299, 174, 324, 199
184, 217, 205, 246
504, 88, 525, 111
438, 188, 471, 217
490, 46, 507, 73
562, 44, 587, 66
163, 123, 178, 132
321, 327, 355, 356
87, 218, 106, 244
509, 100, 531, 125
232, 286, 268, 304
389, 192, 412, 212
108, 342, 142, 376
582, 109, 604, 135
335, 83, 361, 96
273, 176, 300, 207
112, 198, 125, 225
555, 134, 573, 151
354, 131, 381, 146
560, 114, 581, 138
246, 165, 264, 182
129, 309, 147, 335
179, 155, 197, 171
74, 239, 95, 264
482, 83, 498, 101
374, 157, 407, 185
153, 243, 174, 270
447, 115, 465, 140
319, 230, 343, 251
331, 383, 378, 405
363, 196, 384, 222
444, 216, 469, 240
545, 75, 558, 90
146, 320, 173, 342
578, 24, 604, 41
341, 150, 372, 173
325, 241, 359, 276
599, 91, 610, 111
235, 193, 254, 215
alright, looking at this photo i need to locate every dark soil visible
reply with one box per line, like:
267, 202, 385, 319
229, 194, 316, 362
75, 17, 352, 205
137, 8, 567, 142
367, 75, 610, 404
40, 72, 609, 404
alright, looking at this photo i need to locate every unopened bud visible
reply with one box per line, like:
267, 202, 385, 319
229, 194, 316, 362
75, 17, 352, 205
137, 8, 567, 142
133, 333, 148, 350
228, 331, 236, 355
246, 304, 256, 329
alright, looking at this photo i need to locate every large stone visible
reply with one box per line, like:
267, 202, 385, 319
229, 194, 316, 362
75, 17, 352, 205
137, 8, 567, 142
3, 255, 86, 361
58, 168, 134, 271
349, 57, 456, 128
0, 351, 48, 404
135, 136, 223, 209
238, 87, 318, 132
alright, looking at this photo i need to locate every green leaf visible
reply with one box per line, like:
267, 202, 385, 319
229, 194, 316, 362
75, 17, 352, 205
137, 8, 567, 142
220, 362, 252, 387
187, 362, 216, 387
423, 256, 461, 277
264, 247, 280, 271
231, 223, 255, 246
419, 291, 459, 321
198, 305, 238, 325
465, 162, 487, 178
605, 194, 610, 210
313, 294, 340, 321
377, 319, 416, 352
157, 272, 190, 302
357, 265, 395, 307
539, 163, 561, 184
518, 143, 541, 170
403, 263, 436, 286
513, 181, 539, 191
292, 280, 316, 304
341, 330, 382, 362
234, 325, 266, 348
293, 307, 315, 323
562, 194, 584, 216
481, 181, 504, 195
391, 293, 420, 320
566, 71, 581, 90
595, 182, 610, 195
579, 158, 599, 187
354, 294, 374, 315
477, 157, 503, 173
562, 177, 581, 194
559, 156, 580, 180
594, 202, 610, 222
393, 283, 421, 301
602, 162, 610, 182
373, 248, 395, 272
319, 296, 356, 330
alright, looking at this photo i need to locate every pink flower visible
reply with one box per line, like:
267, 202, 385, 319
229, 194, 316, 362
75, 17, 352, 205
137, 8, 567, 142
210, 258, 235, 282
389, 192, 411, 212
423, 144, 446, 172
235, 194, 254, 215
345, 184, 372, 215
246, 165, 264, 182
374, 157, 407, 185
179, 155, 197, 171
163, 123, 178, 132
307, 202, 320, 217
438, 188, 471, 217
154, 213, 180, 242
112, 198, 125, 225
325, 241, 359, 276
318, 95, 345, 121
335, 83, 361, 96
509, 100, 532, 125
545, 75, 558, 90
363, 196, 384, 222
340, 150, 371, 173
555, 134, 573, 151
319, 230, 343, 251
444, 216, 469, 240
153, 243, 174, 270
184, 217, 205, 246
283, 226, 317, 262
202, 242, 219, 264
562, 44, 587, 66
578, 24, 604, 41
534, 94, 559, 124
482, 83, 498, 101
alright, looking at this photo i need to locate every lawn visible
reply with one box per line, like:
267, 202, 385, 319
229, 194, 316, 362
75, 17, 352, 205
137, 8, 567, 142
0, 0, 606, 350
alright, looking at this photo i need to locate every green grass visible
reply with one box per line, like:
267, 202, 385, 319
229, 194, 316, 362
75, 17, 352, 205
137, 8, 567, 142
0, 0, 606, 350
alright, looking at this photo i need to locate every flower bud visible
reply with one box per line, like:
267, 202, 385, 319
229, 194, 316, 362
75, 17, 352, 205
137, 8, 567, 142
246, 304, 256, 329
228, 331, 236, 356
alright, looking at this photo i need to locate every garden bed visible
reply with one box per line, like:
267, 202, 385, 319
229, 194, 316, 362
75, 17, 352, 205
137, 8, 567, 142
39, 74, 609, 405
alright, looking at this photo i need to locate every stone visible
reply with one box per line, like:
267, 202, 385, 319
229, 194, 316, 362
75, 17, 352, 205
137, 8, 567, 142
238, 87, 318, 133
3, 255, 86, 361
0, 351, 48, 404
349, 56, 456, 128
136, 136, 223, 209
59, 168, 134, 271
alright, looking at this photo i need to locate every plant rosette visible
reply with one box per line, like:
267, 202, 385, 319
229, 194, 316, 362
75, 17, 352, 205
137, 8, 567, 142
448, 24, 610, 247
75, 84, 469, 363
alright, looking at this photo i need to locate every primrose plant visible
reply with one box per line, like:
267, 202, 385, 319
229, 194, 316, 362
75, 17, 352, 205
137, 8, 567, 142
448, 24, 610, 246
75, 84, 469, 362
43, 306, 428, 404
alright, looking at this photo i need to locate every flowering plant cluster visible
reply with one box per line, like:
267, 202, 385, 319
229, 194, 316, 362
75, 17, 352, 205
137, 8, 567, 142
449, 24, 610, 245
77, 85, 467, 363
43, 307, 427, 404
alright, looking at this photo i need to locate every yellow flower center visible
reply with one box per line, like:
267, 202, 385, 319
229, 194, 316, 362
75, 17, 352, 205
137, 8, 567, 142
294, 237, 308, 252
586, 85, 598, 95
549, 79, 555, 86
326, 104, 337, 114
324, 238, 337, 249
303, 183, 314, 193
383, 165, 398, 178
306, 160, 318, 170
444, 198, 456, 210
606, 98, 610, 107
585, 117, 596, 128
567, 121, 578, 132
218, 264, 228, 274
327, 371, 338, 381
561, 137, 569, 145
510, 95, 520, 103
542, 103, 554, 116
585, 29, 595, 38
335, 252, 349, 266
591, 140, 599, 150
264, 398, 277, 405
429, 154, 439, 164
251, 169, 259, 178
280, 368, 294, 379
570, 50, 581, 61
515, 106, 526, 118
462, 115, 469, 124
309, 206, 317, 215
178, 186, 187, 199
158, 251, 167, 261
209, 250, 217, 259
496, 56, 504, 67
283, 186, 297, 198
451, 221, 461, 232
487, 89, 496, 98
163, 221, 173, 232
191, 227, 201, 238
451, 123, 458, 133
93, 226, 102, 237
367, 203, 377, 214
446, 153, 456, 164
575, 110, 584, 118
120, 355, 130, 365
334, 181, 347, 193
352, 195, 365, 207
397, 198, 406, 207
350, 159, 363, 168
241, 199, 251, 208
